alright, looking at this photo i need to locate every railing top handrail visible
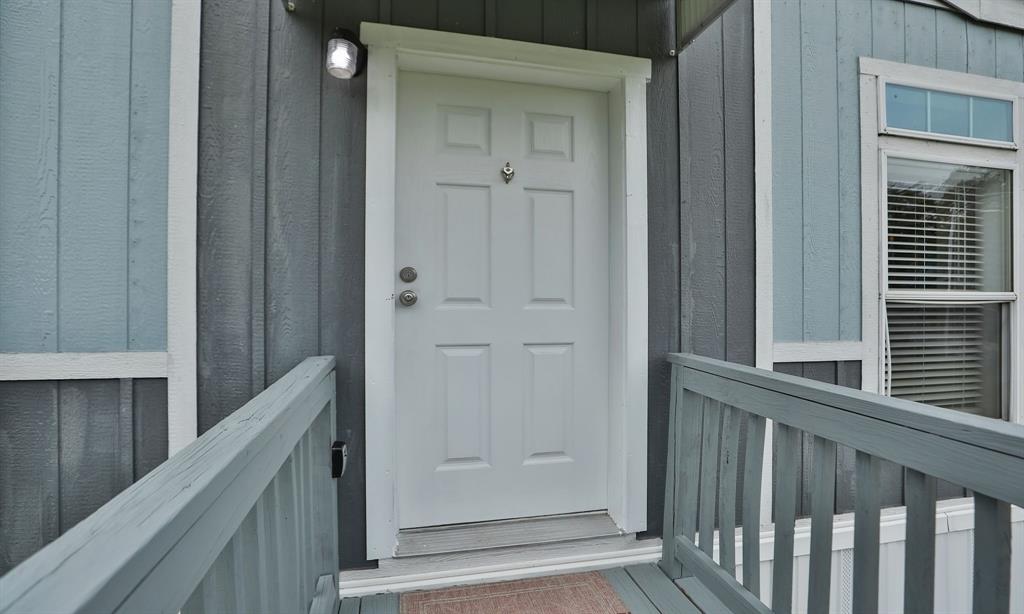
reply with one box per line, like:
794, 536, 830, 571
0, 356, 337, 614
668, 353, 1024, 461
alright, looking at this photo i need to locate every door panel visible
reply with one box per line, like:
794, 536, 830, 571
396, 71, 609, 528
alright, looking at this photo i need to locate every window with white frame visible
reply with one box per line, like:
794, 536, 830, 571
860, 58, 1023, 422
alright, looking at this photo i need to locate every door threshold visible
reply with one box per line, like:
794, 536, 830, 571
395, 511, 621, 557
338, 534, 661, 597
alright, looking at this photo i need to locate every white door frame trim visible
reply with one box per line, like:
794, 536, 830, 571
362, 23, 651, 560
752, 0, 775, 524
166, 0, 201, 456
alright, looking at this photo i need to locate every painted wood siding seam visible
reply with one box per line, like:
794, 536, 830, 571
254, 0, 270, 396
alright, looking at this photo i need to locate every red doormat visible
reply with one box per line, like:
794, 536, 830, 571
399, 571, 629, 614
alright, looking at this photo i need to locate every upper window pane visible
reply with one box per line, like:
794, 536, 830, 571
885, 83, 1014, 142
887, 84, 927, 132
972, 97, 1013, 141
886, 158, 1012, 292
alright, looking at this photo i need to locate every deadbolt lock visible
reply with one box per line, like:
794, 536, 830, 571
399, 266, 418, 282
398, 289, 418, 307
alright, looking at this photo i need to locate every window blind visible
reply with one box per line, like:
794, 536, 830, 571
885, 303, 999, 416
884, 158, 1008, 419
887, 179, 986, 290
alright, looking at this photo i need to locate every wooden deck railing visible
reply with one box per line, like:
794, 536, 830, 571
660, 353, 1024, 614
0, 356, 340, 614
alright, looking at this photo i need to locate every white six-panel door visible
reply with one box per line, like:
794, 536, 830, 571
395, 71, 611, 528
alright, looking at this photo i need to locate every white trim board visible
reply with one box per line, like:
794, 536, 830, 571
166, 0, 201, 456
752, 0, 775, 525
338, 535, 661, 597
0, 352, 168, 381
771, 341, 863, 364
752, 0, 774, 374
361, 23, 651, 561
395, 512, 622, 558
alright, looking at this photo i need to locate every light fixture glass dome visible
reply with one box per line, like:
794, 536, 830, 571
326, 36, 358, 79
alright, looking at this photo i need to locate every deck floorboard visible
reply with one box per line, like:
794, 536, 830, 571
621, 563, 702, 614
601, 567, 661, 613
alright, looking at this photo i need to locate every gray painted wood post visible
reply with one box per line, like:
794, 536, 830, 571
852, 451, 881, 614
903, 469, 936, 614
806, 436, 837, 613
972, 493, 1011, 614
740, 413, 765, 595
772, 423, 800, 614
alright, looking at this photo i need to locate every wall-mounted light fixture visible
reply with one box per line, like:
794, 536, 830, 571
326, 29, 364, 80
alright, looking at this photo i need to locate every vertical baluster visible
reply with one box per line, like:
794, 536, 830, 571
852, 451, 881, 614
807, 436, 837, 612
288, 451, 304, 613
303, 429, 317, 598
741, 413, 766, 594
187, 540, 237, 614
275, 458, 300, 613
295, 435, 309, 606
661, 365, 683, 577
973, 493, 1011, 614
676, 386, 705, 578
698, 398, 722, 558
182, 584, 205, 614
312, 407, 336, 577
257, 481, 279, 611
717, 405, 741, 575
231, 508, 261, 613
904, 469, 936, 614
772, 423, 800, 614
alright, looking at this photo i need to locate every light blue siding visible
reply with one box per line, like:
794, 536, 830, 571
836, 0, 871, 342
771, 0, 1024, 342
800, 0, 840, 342
0, 0, 170, 352
937, 9, 969, 71
129, 0, 172, 350
771, 0, 804, 341
0, 0, 61, 352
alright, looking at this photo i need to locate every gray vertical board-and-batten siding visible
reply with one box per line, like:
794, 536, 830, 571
197, 0, 756, 568
0, 0, 170, 352
0, 378, 168, 574
771, 0, 1024, 343
676, 0, 757, 521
